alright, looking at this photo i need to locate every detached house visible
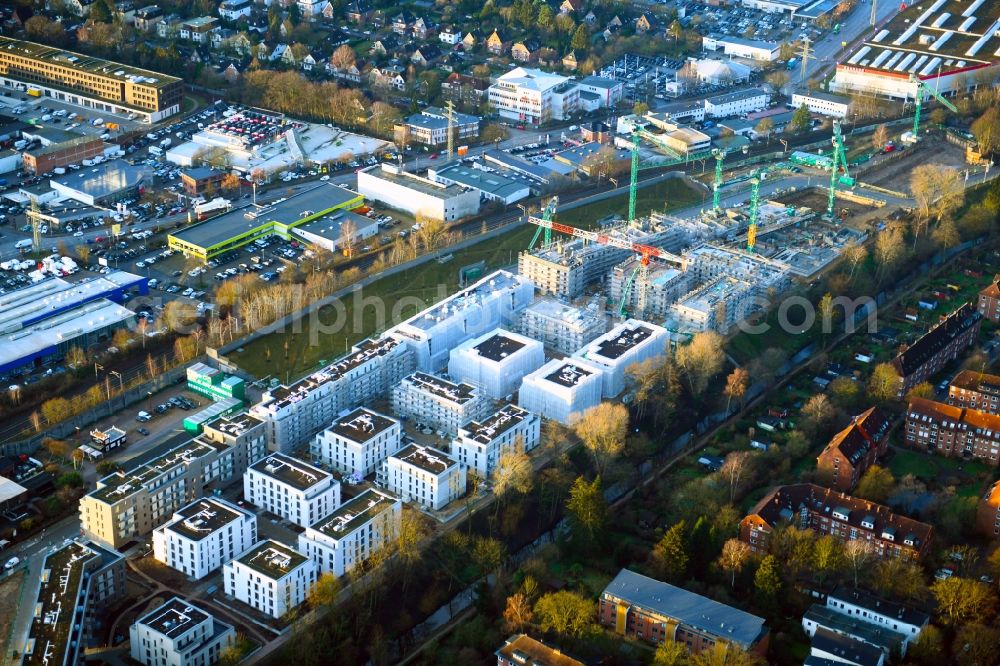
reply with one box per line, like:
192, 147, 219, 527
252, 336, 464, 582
65, 0, 95, 17
462, 32, 477, 50
512, 39, 541, 63
412, 17, 435, 40
371, 66, 406, 91
560, 0, 583, 13
411, 45, 442, 67
345, 0, 371, 23
816, 407, 891, 492
562, 51, 579, 70
486, 30, 507, 55
636, 13, 656, 33
392, 10, 414, 35
439, 26, 461, 45
371, 35, 399, 56
218, 0, 252, 21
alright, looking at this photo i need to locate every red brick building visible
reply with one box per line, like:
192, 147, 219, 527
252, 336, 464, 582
947, 369, 1000, 415
22, 135, 104, 174
740, 484, 933, 561
890, 303, 982, 397
977, 480, 1000, 538
599, 569, 769, 657
904, 397, 1000, 466
816, 407, 891, 492
180, 167, 226, 197
978, 277, 1000, 322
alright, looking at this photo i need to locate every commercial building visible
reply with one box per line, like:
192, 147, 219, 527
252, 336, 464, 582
22, 135, 105, 174
391, 372, 489, 436
427, 162, 531, 205
244, 453, 340, 528
683, 58, 753, 86
890, 303, 982, 396
453, 404, 541, 478
573, 319, 669, 397
488, 67, 580, 124
87, 426, 127, 458
381, 443, 466, 510
21, 540, 125, 666
130, 598, 235, 666
186, 362, 245, 402
290, 209, 378, 254
816, 587, 928, 655
802, 605, 905, 659
978, 276, 1000, 321
313, 407, 401, 478
791, 89, 852, 118
223, 540, 317, 619
298, 488, 401, 577
80, 412, 266, 549
517, 297, 606, 356
448, 329, 545, 401
947, 369, 1000, 414
574, 75, 624, 108
50, 160, 147, 206
740, 483, 934, 560
599, 569, 768, 655
702, 35, 780, 61
0, 37, 182, 123
496, 635, 585, 666
519, 358, 604, 425
152, 497, 257, 580
609, 260, 691, 321
398, 106, 480, 146
904, 397, 1000, 466
831, 0, 1000, 101
251, 336, 413, 453
976, 480, 1000, 537
179, 167, 225, 197
386, 269, 534, 372
704, 88, 770, 118
0, 476, 28, 513
816, 407, 891, 492
168, 183, 364, 261
808, 628, 885, 666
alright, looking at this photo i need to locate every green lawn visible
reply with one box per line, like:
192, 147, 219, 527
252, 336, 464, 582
232, 179, 703, 379
887, 448, 991, 482
727, 304, 824, 364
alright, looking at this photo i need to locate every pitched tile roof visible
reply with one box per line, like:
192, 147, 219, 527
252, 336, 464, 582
891, 303, 980, 377
820, 407, 890, 466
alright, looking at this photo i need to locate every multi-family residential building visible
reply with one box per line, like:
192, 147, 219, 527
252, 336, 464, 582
298, 488, 401, 577
519, 358, 605, 425
977, 276, 1000, 322
517, 297, 607, 356
130, 597, 234, 666
398, 107, 480, 146
152, 497, 257, 580
22, 540, 125, 666
890, 303, 982, 396
223, 540, 317, 619
808, 628, 885, 666
453, 404, 542, 478
703, 88, 770, 118
381, 443, 466, 510
244, 453, 340, 528
904, 397, 1000, 466
496, 635, 585, 666
599, 569, 769, 655
976, 480, 1000, 537
134, 5, 164, 31
609, 260, 691, 321
313, 408, 401, 478
0, 37, 182, 123
947, 369, 1000, 414
179, 16, 218, 42
813, 587, 928, 656
573, 319, 669, 397
669, 276, 761, 334
816, 407, 891, 492
802, 605, 905, 659
740, 484, 934, 560
448, 329, 545, 401
251, 336, 413, 453
218, 0, 251, 20
391, 372, 489, 436
79, 413, 266, 549
488, 67, 580, 124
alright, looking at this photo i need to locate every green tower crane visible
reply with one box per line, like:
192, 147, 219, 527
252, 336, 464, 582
629, 130, 641, 222
527, 196, 559, 250
747, 169, 764, 253
711, 148, 726, 212
826, 121, 853, 220
909, 73, 958, 140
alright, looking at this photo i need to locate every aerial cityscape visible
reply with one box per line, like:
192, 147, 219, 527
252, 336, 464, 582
0, 0, 997, 664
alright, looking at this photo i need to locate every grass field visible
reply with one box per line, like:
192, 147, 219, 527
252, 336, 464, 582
887, 448, 991, 485
231, 178, 701, 379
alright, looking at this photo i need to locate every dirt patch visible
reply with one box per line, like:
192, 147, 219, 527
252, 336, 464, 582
775, 189, 879, 227
0, 569, 25, 656
858, 138, 969, 193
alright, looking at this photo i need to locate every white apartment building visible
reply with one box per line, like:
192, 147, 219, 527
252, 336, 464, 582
357, 164, 481, 222
223, 540, 317, 619
130, 597, 234, 666
702, 35, 780, 61
152, 498, 257, 581
251, 336, 414, 453
820, 587, 929, 654
670, 275, 757, 334
387, 269, 535, 372
453, 404, 541, 478
791, 89, 851, 118
704, 88, 770, 118
244, 453, 340, 528
218, 0, 252, 21
573, 319, 670, 397
488, 67, 580, 124
381, 443, 466, 510
312, 407, 402, 478
391, 372, 490, 436
517, 297, 607, 356
448, 329, 545, 401
298, 488, 402, 577
519, 358, 604, 425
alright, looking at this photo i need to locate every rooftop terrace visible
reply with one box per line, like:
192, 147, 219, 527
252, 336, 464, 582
392, 443, 454, 474
138, 598, 209, 639
461, 404, 531, 444
403, 372, 477, 404
545, 362, 595, 388
90, 438, 222, 504
165, 498, 246, 541
330, 407, 398, 443
236, 540, 308, 580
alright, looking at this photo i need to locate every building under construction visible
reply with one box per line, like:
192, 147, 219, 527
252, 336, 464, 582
609, 261, 692, 320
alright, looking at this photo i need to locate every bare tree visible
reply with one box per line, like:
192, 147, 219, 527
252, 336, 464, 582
718, 538, 751, 588
724, 367, 749, 413
911, 164, 965, 223
720, 451, 753, 502
843, 242, 867, 280
871, 124, 889, 150
573, 402, 629, 476
800, 393, 835, 437
492, 439, 533, 514
844, 539, 876, 588
874, 224, 906, 282
339, 218, 357, 256
330, 44, 356, 70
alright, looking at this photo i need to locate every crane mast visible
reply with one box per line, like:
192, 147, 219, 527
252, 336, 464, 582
527, 196, 559, 250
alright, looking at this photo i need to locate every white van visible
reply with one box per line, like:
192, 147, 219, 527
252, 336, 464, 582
15, 239, 32, 249
148, 146, 163, 156
136, 410, 151, 422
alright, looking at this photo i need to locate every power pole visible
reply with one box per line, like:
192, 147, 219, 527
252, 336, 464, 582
445, 100, 455, 162
799, 35, 812, 83
870, 0, 878, 27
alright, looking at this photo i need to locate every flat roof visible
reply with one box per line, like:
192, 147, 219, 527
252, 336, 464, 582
461, 404, 532, 444
402, 372, 478, 404
405, 107, 480, 131
50, 160, 146, 199
494, 67, 570, 93
554, 142, 629, 167
313, 488, 396, 538
792, 88, 851, 104
392, 443, 455, 474
545, 361, 596, 388
432, 162, 528, 199
578, 75, 621, 90
483, 149, 555, 181
0, 476, 27, 505
589, 322, 657, 360
472, 330, 527, 362
705, 88, 769, 106
361, 165, 469, 200
250, 453, 330, 491
205, 411, 262, 436
235, 540, 308, 580
392, 269, 527, 333
171, 183, 362, 250
0, 271, 141, 331
26, 135, 101, 158
329, 407, 398, 443
89, 437, 223, 504
137, 598, 210, 639
294, 209, 376, 243
164, 497, 247, 541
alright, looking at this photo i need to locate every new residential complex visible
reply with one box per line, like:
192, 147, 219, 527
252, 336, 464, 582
152, 497, 257, 580
244, 453, 341, 528
313, 408, 402, 478
223, 540, 317, 619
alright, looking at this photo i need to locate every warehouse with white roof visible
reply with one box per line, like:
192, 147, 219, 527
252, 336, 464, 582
448, 329, 545, 401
